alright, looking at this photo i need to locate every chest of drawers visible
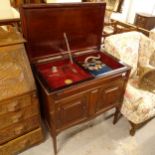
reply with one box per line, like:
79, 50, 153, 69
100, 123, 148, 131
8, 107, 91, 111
134, 12, 155, 30
0, 32, 44, 155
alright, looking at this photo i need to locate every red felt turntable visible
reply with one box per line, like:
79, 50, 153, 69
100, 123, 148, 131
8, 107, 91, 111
35, 58, 93, 91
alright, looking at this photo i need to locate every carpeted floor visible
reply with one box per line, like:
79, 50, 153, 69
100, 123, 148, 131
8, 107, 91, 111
19, 109, 155, 155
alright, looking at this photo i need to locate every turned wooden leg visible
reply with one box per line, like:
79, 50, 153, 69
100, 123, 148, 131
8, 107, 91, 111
52, 134, 57, 155
113, 107, 120, 124
129, 121, 137, 136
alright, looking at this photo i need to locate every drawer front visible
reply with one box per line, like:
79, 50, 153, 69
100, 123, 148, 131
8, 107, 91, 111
0, 128, 43, 155
0, 103, 39, 130
55, 93, 88, 129
0, 92, 38, 116
95, 74, 125, 113
0, 115, 40, 144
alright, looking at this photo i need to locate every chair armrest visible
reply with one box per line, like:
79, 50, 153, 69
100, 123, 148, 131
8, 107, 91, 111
104, 20, 117, 26
103, 21, 117, 37
138, 65, 155, 93
0, 18, 21, 32
138, 65, 155, 78
0, 18, 20, 26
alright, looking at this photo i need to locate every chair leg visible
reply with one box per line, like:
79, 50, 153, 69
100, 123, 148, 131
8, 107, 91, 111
129, 121, 137, 136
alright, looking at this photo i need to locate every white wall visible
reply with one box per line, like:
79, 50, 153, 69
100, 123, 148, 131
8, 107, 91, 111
111, 0, 132, 22
0, 0, 13, 19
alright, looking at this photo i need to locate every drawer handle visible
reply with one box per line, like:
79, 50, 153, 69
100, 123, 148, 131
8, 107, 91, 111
106, 87, 119, 93
14, 125, 25, 135
7, 101, 21, 112
12, 113, 23, 123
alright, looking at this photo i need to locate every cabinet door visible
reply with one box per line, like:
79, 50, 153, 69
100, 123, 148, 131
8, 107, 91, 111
95, 77, 124, 114
55, 93, 88, 129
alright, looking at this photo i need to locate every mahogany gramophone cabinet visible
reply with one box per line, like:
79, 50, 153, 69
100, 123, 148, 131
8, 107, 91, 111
20, 3, 131, 154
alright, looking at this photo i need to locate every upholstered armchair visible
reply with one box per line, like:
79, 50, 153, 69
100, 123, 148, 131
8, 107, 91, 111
104, 31, 155, 135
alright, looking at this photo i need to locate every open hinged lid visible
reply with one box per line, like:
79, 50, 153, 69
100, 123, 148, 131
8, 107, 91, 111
20, 3, 106, 63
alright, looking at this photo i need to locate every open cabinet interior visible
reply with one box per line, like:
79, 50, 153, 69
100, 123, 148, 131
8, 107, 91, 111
35, 50, 125, 92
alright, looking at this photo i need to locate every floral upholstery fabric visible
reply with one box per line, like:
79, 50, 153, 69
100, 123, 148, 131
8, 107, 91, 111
139, 69, 155, 93
150, 51, 155, 67
139, 35, 155, 65
104, 31, 155, 124
121, 78, 155, 124
149, 29, 155, 67
104, 31, 141, 77
149, 28, 155, 42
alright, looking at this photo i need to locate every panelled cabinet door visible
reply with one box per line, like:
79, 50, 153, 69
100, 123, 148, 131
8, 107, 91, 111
55, 93, 89, 129
95, 77, 125, 114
